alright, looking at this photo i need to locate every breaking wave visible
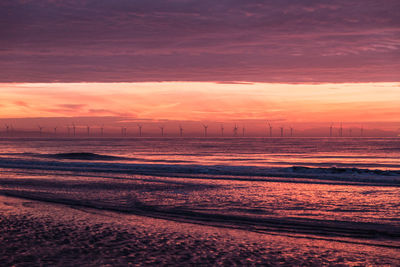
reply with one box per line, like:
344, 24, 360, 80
0, 156, 399, 185
45, 152, 127, 161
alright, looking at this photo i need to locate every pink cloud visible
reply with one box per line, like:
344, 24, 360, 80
0, 0, 399, 83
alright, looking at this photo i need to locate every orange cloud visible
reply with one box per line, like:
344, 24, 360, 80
0, 82, 399, 129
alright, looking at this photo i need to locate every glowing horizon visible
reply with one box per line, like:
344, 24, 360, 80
1, 82, 399, 121
1, 82, 399, 135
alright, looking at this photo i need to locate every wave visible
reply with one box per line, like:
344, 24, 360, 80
0, 156, 399, 185
30, 152, 191, 164
286, 166, 400, 176
45, 152, 127, 161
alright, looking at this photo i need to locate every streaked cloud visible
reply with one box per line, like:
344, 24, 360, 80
1, 0, 399, 83
0, 82, 399, 125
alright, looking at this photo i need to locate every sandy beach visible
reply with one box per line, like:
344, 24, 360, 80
2, 0, 400, 264
1, 194, 399, 266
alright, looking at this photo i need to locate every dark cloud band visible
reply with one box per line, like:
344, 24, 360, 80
1, 0, 399, 83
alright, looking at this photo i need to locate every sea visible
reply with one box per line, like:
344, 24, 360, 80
0, 137, 399, 265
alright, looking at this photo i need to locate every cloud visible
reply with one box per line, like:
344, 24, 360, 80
0, 0, 399, 83
88, 108, 135, 117
57, 104, 86, 110
14, 100, 29, 107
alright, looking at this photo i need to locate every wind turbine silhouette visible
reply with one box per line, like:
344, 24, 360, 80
38, 125, 44, 136
138, 124, 143, 137
329, 123, 333, 137
159, 126, 164, 137
290, 126, 293, 137
4, 124, 10, 136
202, 124, 208, 137
179, 125, 183, 137
220, 124, 224, 137
100, 125, 104, 137
54, 126, 57, 136
121, 127, 127, 137
5, 124, 14, 136
360, 125, 364, 137
242, 125, 245, 137
280, 126, 284, 137
233, 124, 238, 137
72, 123, 76, 137
267, 121, 272, 137
339, 122, 343, 137
87, 125, 90, 136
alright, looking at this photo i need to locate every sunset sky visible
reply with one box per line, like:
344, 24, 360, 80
1, 0, 399, 134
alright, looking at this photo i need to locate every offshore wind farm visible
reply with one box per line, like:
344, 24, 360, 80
1, 0, 400, 266
0, 121, 397, 138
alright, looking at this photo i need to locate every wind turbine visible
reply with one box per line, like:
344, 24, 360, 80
121, 127, 127, 137
202, 124, 208, 137
349, 128, 352, 137
339, 122, 343, 137
38, 125, 44, 136
72, 123, 76, 137
329, 123, 333, 137
242, 125, 245, 137
233, 124, 238, 137
221, 124, 224, 137
100, 125, 104, 137
54, 126, 57, 136
159, 126, 164, 137
280, 126, 284, 137
138, 124, 143, 137
179, 125, 183, 137
87, 125, 90, 136
360, 125, 364, 137
290, 126, 293, 137
267, 121, 272, 137
4, 124, 13, 136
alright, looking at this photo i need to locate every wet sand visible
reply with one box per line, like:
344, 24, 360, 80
1, 195, 399, 266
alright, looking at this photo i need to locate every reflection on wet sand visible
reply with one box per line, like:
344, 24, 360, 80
1, 195, 399, 266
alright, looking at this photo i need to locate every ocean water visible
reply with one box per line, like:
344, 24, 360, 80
0, 137, 399, 265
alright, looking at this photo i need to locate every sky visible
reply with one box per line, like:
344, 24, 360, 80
1, 0, 399, 135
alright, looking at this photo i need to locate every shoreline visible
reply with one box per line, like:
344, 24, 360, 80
1, 195, 399, 266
